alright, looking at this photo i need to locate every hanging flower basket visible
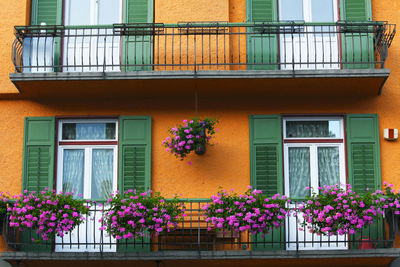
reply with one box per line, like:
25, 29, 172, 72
163, 118, 218, 159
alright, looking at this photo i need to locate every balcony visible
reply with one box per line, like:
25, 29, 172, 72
2, 201, 400, 263
9, 22, 395, 97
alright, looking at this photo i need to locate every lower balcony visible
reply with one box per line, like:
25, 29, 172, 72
2, 201, 400, 264
9, 22, 396, 97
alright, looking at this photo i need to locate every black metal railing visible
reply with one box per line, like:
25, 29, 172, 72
2, 201, 398, 253
11, 21, 395, 73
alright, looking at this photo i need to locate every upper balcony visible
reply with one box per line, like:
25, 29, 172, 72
10, 22, 396, 97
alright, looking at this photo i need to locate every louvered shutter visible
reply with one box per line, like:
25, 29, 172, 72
251, 0, 275, 22
118, 116, 151, 252
119, 116, 151, 192
340, 0, 374, 69
346, 114, 383, 248
122, 0, 153, 71
22, 117, 55, 192
31, 0, 62, 25
247, 0, 278, 70
249, 115, 284, 250
346, 114, 380, 193
21, 117, 55, 252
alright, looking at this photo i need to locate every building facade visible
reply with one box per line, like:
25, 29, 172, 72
0, 0, 399, 266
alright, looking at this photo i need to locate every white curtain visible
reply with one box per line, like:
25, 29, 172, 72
91, 149, 114, 199
318, 147, 340, 188
289, 147, 310, 198
286, 121, 331, 138
63, 149, 84, 198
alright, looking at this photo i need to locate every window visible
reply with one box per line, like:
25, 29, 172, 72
283, 117, 346, 199
22, 116, 152, 252
249, 114, 381, 251
56, 119, 118, 200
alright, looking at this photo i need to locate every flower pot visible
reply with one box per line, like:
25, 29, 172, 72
195, 127, 207, 155
195, 143, 206, 155
385, 210, 400, 248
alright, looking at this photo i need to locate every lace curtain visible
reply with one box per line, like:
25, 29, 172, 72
62, 149, 84, 198
91, 149, 114, 199
286, 121, 339, 138
289, 147, 310, 198
62, 123, 116, 140
318, 147, 340, 188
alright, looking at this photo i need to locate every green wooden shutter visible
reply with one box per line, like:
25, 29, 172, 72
22, 117, 55, 192
340, 0, 374, 69
31, 0, 62, 25
346, 114, 383, 248
346, 114, 380, 193
21, 117, 55, 252
246, 0, 278, 70
29, 0, 62, 72
118, 116, 151, 252
249, 115, 284, 250
119, 116, 151, 192
122, 0, 153, 71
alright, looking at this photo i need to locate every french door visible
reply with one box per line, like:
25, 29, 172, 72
282, 117, 347, 250
63, 0, 122, 72
55, 120, 119, 252
284, 143, 347, 250
279, 0, 339, 70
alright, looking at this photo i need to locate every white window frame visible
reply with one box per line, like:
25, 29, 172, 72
58, 119, 118, 142
283, 142, 346, 198
56, 145, 118, 200
57, 119, 118, 200
283, 116, 344, 140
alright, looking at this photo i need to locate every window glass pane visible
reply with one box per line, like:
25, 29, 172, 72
318, 147, 340, 188
280, 0, 304, 21
91, 149, 114, 199
286, 120, 341, 138
98, 0, 121, 24
311, 0, 334, 22
66, 0, 91, 25
289, 147, 310, 198
62, 123, 116, 140
63, 149, 84, 198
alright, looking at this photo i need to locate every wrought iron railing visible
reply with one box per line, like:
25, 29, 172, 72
11, 22, 395, 73
2, 201, 398, 253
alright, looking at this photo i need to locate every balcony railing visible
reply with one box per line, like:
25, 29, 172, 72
2, 201, 398, 254
11, 22, 395, 73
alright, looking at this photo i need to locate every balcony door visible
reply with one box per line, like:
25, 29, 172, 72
63, 0, 122, 72
283, 118, 347, 250
279, 0, 339, 70
55, 120, 118, 252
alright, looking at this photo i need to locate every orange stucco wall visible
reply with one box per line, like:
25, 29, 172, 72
0, 0, 400, 264
0, 0, 399, 200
